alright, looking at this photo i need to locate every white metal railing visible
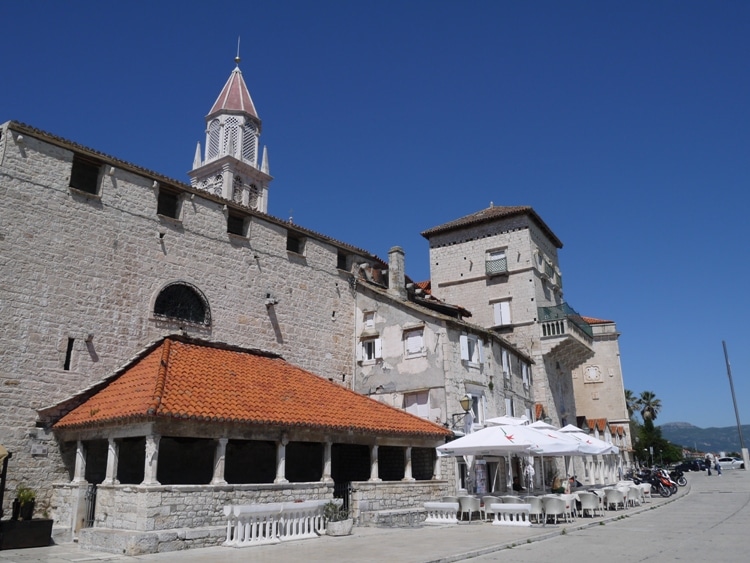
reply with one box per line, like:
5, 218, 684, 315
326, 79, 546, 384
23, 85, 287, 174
223, 500, 327, 547
489, 503, 531, 526
423, 501, 459, 525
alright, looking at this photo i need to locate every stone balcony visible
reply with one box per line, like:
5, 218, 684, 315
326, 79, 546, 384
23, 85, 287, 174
538, 304, 594, 369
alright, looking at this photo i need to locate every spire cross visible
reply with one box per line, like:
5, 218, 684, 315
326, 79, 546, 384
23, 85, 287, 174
235, 37, 241, 66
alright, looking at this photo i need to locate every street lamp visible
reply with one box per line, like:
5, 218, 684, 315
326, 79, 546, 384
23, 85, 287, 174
449, 394, 473, 429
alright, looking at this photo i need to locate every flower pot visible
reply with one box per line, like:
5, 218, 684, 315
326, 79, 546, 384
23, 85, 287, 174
326, 518, 353, 536
20, 500, 35, 520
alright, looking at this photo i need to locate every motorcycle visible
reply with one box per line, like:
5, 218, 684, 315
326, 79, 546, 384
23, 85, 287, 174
670, 468, 688, 487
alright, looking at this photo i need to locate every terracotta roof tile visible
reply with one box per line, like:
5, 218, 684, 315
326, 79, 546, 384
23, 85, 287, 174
581, 316, 614, 325
54, 337, 450, 439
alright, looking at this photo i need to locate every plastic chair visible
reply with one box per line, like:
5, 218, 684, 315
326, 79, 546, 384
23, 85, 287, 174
458, 496, 481, 522
628, 486, 644, 507
542, 496, 567, 524
501, 495, 522, 504
481, 496, 500, 521
523, 496, 544, 523
578, 492, 601, 517
604, 488, 626, 511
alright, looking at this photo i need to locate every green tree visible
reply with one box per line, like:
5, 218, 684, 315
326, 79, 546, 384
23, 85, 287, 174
624, 389, 639, 419
639, 390, 662, 421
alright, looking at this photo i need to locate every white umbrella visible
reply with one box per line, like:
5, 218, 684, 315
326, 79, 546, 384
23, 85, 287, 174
485, 415, 530, 426
559, 424, 620, 454
437, 423, 584, 457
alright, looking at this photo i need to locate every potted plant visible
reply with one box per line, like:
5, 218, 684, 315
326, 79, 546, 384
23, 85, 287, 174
324, 500, 353, 536
16, 485, 36, 520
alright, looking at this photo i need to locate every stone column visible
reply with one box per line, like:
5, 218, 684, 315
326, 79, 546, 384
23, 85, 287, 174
369, 444, 381, 482
275, 435, 289, 484
211, 438, 228, 485
141, 434, 161, 485
72, 440, 87, 483
433, 452, 442, 480
403, 446, 415, 481
102, 438, 119, 485
322, 440, 333, 483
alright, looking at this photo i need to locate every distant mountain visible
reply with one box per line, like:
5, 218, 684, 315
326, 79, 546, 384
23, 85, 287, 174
659, 422, 749, 454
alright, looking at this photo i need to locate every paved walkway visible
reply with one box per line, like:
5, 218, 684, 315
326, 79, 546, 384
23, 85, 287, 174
1, 470, 745, 563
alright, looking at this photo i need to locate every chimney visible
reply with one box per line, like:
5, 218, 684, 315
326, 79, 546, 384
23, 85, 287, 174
387, 246, 407, 299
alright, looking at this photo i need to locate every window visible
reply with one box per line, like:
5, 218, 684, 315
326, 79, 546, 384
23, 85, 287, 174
403, 391, 430, 418
404, 328, 424, 357
337, 250, 349, 271
522, 363, 530, 389
466, 391, 485, 427
485, 249, 507, 275
154, 282, 211, 326
227, 212, 246, 236
157, 187, 181, 219
502, 349, 510, 378
493, 300, 512, 326
358, 337, 382, 363
69, 155, 101, 195
505, 397, 514, 417
287, 231, 305, 254
460, 335, 484, 364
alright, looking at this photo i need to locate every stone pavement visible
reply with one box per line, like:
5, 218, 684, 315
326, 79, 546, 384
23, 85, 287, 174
1, 470, 745, 563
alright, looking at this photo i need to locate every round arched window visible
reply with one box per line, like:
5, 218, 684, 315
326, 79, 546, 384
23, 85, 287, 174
154, 283, 211, 326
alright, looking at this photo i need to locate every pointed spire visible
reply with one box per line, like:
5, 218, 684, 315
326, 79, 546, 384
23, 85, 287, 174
261, 146, 269, 174
207, 63, 258, 119
193, 142, 202, 168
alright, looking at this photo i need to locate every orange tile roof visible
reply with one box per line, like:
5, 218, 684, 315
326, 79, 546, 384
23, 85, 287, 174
581, 316, 614, 325
587, 418, 608, 432
54, 337, 451, 439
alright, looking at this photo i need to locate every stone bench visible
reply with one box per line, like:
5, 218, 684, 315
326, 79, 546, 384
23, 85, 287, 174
223, 500, 327, 547
423, 501, 459, 525
489, 503, 531, 526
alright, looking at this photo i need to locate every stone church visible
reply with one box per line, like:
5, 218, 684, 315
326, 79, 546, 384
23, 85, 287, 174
0, 59, 630, 553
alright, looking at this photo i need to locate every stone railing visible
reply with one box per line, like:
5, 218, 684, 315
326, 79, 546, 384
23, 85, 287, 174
423, 501, 459, 525
489, 503, 531, 526
223, 500, 327, 547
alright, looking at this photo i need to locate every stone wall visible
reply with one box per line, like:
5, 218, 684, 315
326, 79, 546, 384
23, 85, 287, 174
351, 480, 450, 526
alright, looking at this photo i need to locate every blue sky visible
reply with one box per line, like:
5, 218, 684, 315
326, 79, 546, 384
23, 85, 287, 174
3, 1, 748, 430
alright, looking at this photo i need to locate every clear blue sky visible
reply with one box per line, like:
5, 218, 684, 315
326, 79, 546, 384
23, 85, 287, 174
3, 1, 748, 429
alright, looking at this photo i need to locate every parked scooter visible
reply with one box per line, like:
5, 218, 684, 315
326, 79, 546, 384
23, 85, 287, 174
669, 468, 688, 487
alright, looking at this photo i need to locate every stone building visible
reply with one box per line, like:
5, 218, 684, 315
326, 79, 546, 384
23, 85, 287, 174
420, 205, 633, 481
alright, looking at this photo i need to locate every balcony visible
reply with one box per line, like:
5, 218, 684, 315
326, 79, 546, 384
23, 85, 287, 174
485, 256, 508, 276
538, 303, 594, 369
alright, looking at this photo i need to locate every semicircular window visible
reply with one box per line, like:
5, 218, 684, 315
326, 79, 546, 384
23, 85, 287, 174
154, 283, 211, 326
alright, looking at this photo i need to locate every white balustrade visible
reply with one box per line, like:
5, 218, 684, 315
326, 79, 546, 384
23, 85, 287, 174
490, 503, 531, 526
223, 500, 328, 547
423, 501, 459, 525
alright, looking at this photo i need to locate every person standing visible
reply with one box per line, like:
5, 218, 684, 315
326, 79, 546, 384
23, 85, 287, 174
524, 461, 536, 492
715, 458, 723, 476
705, 453, 714, 476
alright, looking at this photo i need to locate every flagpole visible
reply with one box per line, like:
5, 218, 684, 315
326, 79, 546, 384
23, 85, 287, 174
723, 341, 748, 468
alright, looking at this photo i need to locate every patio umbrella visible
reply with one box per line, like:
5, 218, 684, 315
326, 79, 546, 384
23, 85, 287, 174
437, 423, 585, 457
559, 424, 620, 454
485, 415, 530, 426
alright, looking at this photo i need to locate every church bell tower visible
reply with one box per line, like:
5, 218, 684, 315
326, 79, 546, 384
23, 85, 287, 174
189, 56, 271, 213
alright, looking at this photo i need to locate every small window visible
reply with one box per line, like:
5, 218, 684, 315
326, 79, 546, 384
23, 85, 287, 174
287, 232, 305, 254
69, 155, 101, 195
157, 187, 181, 219
493, 300, 512, 326
486, 249, 508, 276
403, 391, 430, 418
502, 349, 510, 378
460, 335, 484, 364
337, 250, 349, 271
404, 328, 424, 357
358, 337, 382, 363
154, 282, 211, 326
227, 213, 246, 236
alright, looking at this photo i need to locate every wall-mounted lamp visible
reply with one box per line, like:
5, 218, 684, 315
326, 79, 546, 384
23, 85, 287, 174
15, 134, 24, 145
450, 394, 473, 428
108, 166, 116, 176
265, 291, 278, 307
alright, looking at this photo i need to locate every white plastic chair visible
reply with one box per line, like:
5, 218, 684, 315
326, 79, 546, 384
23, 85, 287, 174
578, 492, 601, 517
542, 496, 567, 524
628, 486, 644, 507
458, 496, 481, 522
481, 496, 500, 521
501, 495, 523, 504
523, 496, 544, 523
604, 488, 626, 511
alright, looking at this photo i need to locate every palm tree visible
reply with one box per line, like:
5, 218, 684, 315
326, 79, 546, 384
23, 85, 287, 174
639, 391, 662, 421
624, 389, 639, 419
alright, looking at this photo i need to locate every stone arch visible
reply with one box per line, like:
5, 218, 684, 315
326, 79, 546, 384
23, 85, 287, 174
153, 281, 211, 326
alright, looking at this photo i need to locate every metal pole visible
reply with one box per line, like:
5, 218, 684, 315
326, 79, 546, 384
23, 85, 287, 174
722, 341, 746, 450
